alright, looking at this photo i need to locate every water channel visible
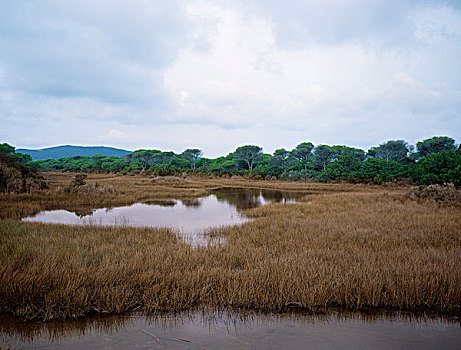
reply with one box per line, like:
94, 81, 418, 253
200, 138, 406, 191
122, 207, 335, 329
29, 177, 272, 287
22, 188, 307, 246
1, 311, 459, 349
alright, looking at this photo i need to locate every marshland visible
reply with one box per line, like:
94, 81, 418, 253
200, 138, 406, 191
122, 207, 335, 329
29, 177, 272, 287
3, 0, 461, 346
1, 172, 460, 324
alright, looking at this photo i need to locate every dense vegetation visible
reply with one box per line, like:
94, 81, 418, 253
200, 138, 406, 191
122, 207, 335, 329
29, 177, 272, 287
4, 136, 460, 187
0, 143, 47, 194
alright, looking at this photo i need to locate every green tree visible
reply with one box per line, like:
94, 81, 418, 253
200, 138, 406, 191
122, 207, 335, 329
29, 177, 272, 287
368, 140, 412, 164
291, 142, 314, 171
124, 150, 161, 170
208, 156, 238, 172
413, 136, 457, 160
233, 145, 263, 171
331, 145, 366, 162
313, 145, 335, 171
169, 156, 190, 171
409, 150, 461, 186
180, 149, 203, 170
269, 148, 292, 175
252, 154, 271, 177
11, 152, 32, 163
324, 153, 363, 180
100, 156, 125, 173
0, 143, 15, 154
358, 158, 407, 183
153, 152, 176, 170
0, 143, 46, 193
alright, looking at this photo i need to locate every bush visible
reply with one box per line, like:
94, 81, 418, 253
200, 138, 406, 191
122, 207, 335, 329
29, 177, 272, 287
406, 183, 461, 203
64, 174, 88, 193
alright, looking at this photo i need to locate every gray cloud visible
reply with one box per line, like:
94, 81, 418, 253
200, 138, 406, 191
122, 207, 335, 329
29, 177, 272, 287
0, 0, 460, 156
239, 0, 460, 48
0, 0, 190, 106
235, 0, 414, 48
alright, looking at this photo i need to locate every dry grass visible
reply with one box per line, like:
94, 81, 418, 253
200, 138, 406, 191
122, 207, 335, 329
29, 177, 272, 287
0, 172, 363, 219
0, 173, 460, 320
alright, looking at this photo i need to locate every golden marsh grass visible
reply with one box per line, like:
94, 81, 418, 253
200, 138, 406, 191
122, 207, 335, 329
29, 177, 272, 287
0, 173, 459, 320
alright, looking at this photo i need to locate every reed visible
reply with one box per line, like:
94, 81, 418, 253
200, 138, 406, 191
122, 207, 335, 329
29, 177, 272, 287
0, 173, 459, 320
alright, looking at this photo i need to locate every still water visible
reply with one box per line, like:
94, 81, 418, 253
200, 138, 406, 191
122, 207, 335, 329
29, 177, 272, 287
1, 311, 459, 350
22, 189, 306, 245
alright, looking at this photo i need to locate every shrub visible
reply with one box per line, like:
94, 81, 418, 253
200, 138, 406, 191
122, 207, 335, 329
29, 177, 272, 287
405, 183, 461, 203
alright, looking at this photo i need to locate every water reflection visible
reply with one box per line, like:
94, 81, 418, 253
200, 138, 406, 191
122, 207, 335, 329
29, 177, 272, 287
22, 188, 307, 246
1, 311, 459, 350
144, 200, 177, 207
181, 199, 201, 207
212, 188, 306, 210
68, 207, 122, 218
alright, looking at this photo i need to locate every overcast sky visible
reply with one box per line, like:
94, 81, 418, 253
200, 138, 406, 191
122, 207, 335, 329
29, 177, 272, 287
1, 0, 460, 157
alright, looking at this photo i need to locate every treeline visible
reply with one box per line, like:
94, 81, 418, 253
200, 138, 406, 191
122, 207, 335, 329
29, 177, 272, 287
15, 136, 461, 186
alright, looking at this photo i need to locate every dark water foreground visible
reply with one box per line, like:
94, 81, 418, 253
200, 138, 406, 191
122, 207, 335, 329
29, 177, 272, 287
1, 311, 459, 349
22, 188, 307, 246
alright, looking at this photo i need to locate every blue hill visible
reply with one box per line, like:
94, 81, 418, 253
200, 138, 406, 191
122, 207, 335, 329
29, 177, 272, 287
17, 145, 132, 160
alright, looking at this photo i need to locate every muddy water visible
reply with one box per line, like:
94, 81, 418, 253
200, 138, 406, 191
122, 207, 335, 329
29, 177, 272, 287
1, 311, 459, 349
22, 189, 306, 246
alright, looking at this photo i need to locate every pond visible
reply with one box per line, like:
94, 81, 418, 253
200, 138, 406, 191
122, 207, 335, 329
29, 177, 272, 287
22, 188, 307, 246
1, 311, 459, 349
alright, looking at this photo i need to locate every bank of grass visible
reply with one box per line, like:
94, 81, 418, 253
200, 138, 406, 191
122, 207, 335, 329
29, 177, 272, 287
0, 173, 460, 320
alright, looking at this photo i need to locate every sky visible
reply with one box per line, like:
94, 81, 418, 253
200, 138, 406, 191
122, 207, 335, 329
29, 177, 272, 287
1, 0, 460, 157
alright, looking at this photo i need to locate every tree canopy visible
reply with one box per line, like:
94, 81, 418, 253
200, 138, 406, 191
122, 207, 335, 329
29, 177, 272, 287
368, 140, 412, 164
181, 149, 203, 170
0, 143, 15, 154
291, 142, 314, 171
313, 145, 336, 171
233, 145, 263, 171
414, 136, 457, 160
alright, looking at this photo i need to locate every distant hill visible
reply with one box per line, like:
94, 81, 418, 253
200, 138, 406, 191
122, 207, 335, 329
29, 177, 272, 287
17, 145, 132, 160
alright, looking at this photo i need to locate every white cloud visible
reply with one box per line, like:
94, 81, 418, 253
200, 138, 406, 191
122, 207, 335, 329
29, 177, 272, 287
161, 0, 460, 151
98, 129, 128, 143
